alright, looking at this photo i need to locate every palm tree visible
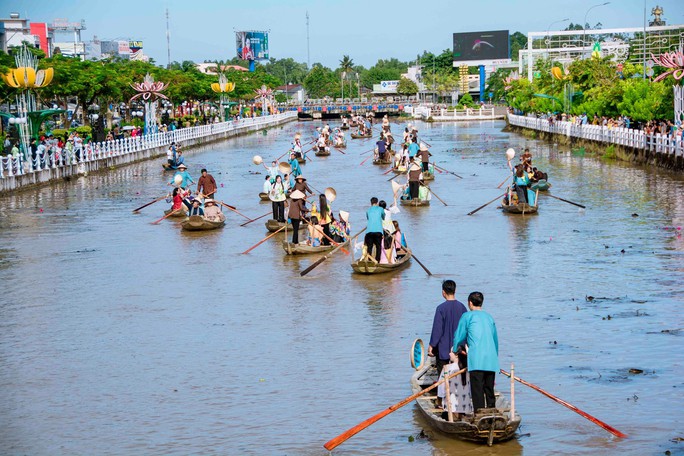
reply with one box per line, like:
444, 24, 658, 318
339, 55, 355, 99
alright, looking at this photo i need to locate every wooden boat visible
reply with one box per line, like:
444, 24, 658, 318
334, 141, 347, 148
259, 192, 270, 201
340, 125, 350, 130
297, 157, 307, 164
351, 133, 373, 139
265, 219, 307, 232
422, 171, 435, 181
410, 360, 521, 445
181, 213, 226, 231
282, 241, 334, 255
373, 157, 392, 165
162, 162, 180, 171
351, 248, 412, 274
164, 207, 187, 218
399, 198, 430, 207
530, 179, 551, 191
501, 202, 538, 214
314, 147, 331, 156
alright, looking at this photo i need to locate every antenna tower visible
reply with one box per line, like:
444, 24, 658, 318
166, 8, 171, 69
306, 11, 310, 68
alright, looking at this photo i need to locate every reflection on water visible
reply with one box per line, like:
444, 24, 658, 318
1, 120, 683, 455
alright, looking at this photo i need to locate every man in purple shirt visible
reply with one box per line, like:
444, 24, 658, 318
428, 280, 467, 376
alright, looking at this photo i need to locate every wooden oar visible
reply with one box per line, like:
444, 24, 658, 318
275, 149, 292, 162
333, 146, 346, 154
432, 163, 463, 179
500, 369, 627, 438
467, 193, 506, 216
411, 253, 432, 275
360, 155, 372, 166
301, 227, 366, 277
544, 193, 586, 209
382, 166, 397, 175
240, 210, 271, 227
152, 209, 182, 224
323, 367, 466, 451
359, 148, 374, 156
216, 201, 251, 220
133, 195, 167, 213
425, 186, 447, 206
496, 175, 510, 189
242, 225, 286, 254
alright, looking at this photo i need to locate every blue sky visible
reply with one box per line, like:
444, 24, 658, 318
4, 0, 683, 68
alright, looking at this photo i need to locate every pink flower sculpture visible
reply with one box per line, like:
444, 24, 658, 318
255, 85, 273, 98
130, 75, 169, 102
651, 48, 684, 82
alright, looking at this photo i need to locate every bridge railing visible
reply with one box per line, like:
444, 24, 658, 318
0, 111, 297, 178
508, 114, 684, 158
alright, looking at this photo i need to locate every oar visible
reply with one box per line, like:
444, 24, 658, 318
382, 166, 397, 175
500, 369, 627, 438
496, 175, 510, 189
133, 195, 167, 213
152, 209, 182, 224
333, 146, 346, 154
467, 193, 506, 216
432, 163, 463, 179
544, 193, 586, 209
242, 225, 286, 254
240, 210, 271, 227
323, 367, 466, 451
411, 253, 432, 275
359, 148, 374, 156
425, 186, 447, 206
301, 227, 366, 277
360, 155, 372, 166
275, 149, 292, 161
216, 201, 252, 220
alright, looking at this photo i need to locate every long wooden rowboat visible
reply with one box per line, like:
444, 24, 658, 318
351, 248, 412, 274
282, 241, 334, 255
162, 162, 180, 171
297, 157, 307, 164
334, 141, 347, 148
351, 133, 373, 139
265, 219, 307, 232
530, 179, 551, 191
501, 202, 538, 214
373, 158, 392, 165
164, 207, 188, 218
340, 125, 350, 130
399, 198, 430, 207
314, 147, 331, 156
259, 192, 270, 202
410, 362, 521, 445
422, 171, 435, 181
181, 213, 226, 231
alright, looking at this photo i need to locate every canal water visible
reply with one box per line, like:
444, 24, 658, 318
1, 120, 683, 455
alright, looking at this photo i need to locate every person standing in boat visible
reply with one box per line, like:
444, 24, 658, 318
417, 143, 432, 173
270, 175, 287, 223
428, 280, 468, 377
407, 158, 422, 200
288, 190, 308, 245
375, 135, 387, 161
293, 175, 313, 196
169, 164, 195, 189
452, 291, 499, 413
262, 160, 279, 183
407, 136, 419, 159
288, 153, 302, 178
197, 168, 217, 199
363, 197, 385, 263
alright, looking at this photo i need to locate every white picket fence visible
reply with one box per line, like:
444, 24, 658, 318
508, 114, 684, 158
1, 112, 298, 179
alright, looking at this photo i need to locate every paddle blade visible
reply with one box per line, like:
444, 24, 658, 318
323, 408, 393, 451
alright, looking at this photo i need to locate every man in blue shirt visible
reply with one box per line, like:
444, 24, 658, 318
376, 136, 387, 160
428, 280, 467, 376
363, 197, 385, 262
453, 291, 499, 412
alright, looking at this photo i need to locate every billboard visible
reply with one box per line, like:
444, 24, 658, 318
235, 31, 269, 61
373, 80, 399, 93
453, 30, 510, 67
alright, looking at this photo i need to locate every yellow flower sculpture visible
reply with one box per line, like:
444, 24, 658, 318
211, 81, 235, 93
2, 66, 54, 89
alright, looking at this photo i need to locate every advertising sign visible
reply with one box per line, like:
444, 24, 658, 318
129, 40, 143, 53
235, 31, 269, 60
453, 30, 510, 67
373, 80, 399, 94
118, 41, 131, 54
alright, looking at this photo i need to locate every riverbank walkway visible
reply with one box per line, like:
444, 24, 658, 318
0, 111, 297, 194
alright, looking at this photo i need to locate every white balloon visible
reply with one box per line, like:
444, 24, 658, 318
506, 148, 515, 160
253, 155, 263, 165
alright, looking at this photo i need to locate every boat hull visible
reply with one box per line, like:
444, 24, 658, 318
351, 249, 412, 274
501, 203, 538, 214
181, 214, 226, 231
530, 180, 551, 191
399, 198, 430, 207
282, 241, 334, 255
259, 192, 270, 201
410, 363, 521, 444
265, 219, 307, 232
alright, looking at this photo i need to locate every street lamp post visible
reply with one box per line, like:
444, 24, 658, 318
583, 2, 610, 59
546, 18, 569, 54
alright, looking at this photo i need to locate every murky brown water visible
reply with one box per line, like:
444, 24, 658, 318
1, 120, 683, 455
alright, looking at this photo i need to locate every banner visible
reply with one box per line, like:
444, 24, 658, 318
235, 31, 269, 60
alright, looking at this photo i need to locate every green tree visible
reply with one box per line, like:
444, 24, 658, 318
396, 77, 419, 95
617, 78, 673, 121
510, 32, 527, 60
361, 58, 408, 88
261, 57, 308, 85
303, 64, 339, 98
